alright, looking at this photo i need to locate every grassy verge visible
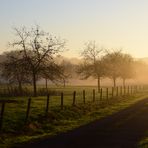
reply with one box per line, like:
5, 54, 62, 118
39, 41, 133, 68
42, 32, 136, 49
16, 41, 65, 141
138, 134, 148, 147
0, 91, 148, 147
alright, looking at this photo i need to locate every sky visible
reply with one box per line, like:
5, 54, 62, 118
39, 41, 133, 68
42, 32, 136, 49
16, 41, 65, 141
1, 0, 148, 58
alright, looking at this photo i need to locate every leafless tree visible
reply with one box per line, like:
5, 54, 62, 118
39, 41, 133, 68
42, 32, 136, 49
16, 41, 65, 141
10, 26, 65, 96
0, 51, 31, 94
103, 50, 134, 87
77, 41, 104, 92
41, 61, 65, 89
119, 54, 135, 86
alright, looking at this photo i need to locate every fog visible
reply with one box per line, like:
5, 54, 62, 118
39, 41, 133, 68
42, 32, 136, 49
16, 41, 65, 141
1, 52, 148, 87
38, 57, 148, 87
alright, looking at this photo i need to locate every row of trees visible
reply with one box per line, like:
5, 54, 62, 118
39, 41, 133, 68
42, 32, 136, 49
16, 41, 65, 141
77, 41, 134, 92
0, 26, 136, 96
0, 26, 67, 96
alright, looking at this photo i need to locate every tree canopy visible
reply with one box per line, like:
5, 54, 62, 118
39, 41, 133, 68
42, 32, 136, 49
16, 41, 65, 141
8, 26, 66, 96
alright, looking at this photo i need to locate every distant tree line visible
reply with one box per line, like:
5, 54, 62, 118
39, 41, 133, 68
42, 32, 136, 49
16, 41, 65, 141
0, 26, 145, 96
77, 41, 135, 92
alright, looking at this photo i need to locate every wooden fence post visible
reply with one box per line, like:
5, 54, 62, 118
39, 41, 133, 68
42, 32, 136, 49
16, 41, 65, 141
45, 94, 50, 115
116, 87, 118, 96
25, 98, 31, 124
120, 86, 122, 96
61, 92, 64, 110
127, 86, 129, 95
0, 103, 5, 131
136, 85, 138, 93
83, 90, 86, 104
100, 88, 102, 101
93, 89, 95, 102
112, 87, 114, 97
131, 86, 132, 94
73, 91, 76, 106
133, 86, 135, 93
106, 88, 108, 101
124, 86, 126, 95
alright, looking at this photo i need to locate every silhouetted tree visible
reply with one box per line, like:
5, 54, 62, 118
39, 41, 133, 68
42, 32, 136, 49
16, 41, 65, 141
10, 26, 65, 96
102, 50, 122, 87
60, 60, 72, 87
41, 61, 64, 89
103, 50, 134, 87
0, 51, 31, 94
119, 54, 134, 86
77, 41, 104, 92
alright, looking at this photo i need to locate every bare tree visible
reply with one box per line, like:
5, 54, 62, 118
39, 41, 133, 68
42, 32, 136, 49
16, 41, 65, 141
119, 54, 135, 86
77, 41, 104, 92
103, 50, 134, 87
60, 60, 73, 87
10, 26, 65, 96
41, 61, 64, 89
102, 50, 122, 87
0, 51, 31, 94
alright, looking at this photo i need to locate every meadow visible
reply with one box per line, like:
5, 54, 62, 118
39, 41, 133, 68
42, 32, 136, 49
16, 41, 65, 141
0, 85, 147, 147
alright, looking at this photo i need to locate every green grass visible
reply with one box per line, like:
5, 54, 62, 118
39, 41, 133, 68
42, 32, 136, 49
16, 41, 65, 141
0, 86, 147, 147
138, 131, 148, 148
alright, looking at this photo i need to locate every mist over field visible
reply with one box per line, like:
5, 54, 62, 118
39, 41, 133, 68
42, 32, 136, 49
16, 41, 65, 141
35, 56, 148, 87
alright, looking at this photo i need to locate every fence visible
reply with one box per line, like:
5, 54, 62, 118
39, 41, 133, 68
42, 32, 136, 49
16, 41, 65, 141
0, 86, 61, 97
0, 85, 146, 132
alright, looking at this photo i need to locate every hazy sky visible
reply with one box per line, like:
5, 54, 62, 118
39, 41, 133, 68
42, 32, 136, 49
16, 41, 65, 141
1, 0, 148, 58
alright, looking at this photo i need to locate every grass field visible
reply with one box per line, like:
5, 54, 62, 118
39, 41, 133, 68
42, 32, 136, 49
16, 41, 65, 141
0, 85, 147, 147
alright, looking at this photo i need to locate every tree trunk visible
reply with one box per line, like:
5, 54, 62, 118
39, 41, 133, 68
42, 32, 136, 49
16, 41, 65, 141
33, 72, 37, 97
123, 78, 126, 87
18, 81, 22, 95
45, 78, 48, 90
113, 77, 116, 88
97, 75, 101, 93
63, 79, 66, 88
